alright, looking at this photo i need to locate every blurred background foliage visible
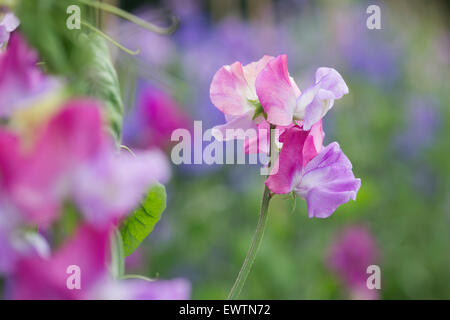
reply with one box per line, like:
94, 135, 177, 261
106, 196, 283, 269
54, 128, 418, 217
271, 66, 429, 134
110, 0, 450, 299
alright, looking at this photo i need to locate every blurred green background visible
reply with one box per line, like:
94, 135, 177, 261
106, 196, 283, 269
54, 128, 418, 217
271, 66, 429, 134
115, 0, 450, 299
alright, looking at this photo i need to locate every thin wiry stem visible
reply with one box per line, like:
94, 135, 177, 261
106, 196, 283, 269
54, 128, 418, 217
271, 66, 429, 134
76, 0, 178, 35
227, 185, 272, 300
81, 21, 140, 55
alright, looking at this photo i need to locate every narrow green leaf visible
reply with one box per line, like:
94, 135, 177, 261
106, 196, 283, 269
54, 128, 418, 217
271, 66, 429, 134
119, 183, 166, 257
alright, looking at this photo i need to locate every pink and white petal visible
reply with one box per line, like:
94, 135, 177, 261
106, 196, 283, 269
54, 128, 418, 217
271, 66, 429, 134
1, 13, 20, 32
256, 55, 298, 126
211, 111, 255, 141
302, 120, 324, 166
244, 120, 271, 154
210, 61, 253, 116
242, 55, 274, 97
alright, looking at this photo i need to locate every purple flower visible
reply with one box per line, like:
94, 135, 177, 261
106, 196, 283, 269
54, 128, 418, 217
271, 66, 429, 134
327, 226, 380, 299
296, 67, 349, 130
265, 125, 360, 218
394, 97, 440, 158
0, 12, 19, 47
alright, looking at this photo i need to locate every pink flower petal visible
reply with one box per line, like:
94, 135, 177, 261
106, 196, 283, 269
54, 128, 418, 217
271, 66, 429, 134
256, 55, 300, 126
210, 61, 253, 116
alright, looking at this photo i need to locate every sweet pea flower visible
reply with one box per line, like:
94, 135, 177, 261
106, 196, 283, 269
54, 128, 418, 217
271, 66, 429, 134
0, 12, 19, 47
256, 55, 348, 129
327, 226, 380, 299
0, 204, 50, 275
122, 85, 192, 151
0, 33, 60, 117
265, 124, 360, 218
0, 100, 169, 228
72, 148, 170, 226
210, 55, 276, 153
9, 224, 190, 300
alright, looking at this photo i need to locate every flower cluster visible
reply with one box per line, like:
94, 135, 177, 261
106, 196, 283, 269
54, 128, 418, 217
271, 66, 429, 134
0, 33, 189, 299
210, 55, 361, 218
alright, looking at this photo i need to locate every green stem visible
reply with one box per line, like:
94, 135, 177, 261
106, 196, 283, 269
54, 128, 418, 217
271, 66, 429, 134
75, 0, 178, 35
227, 185, 272, 300
227, 125, 276, 300
81, 21, 140, 55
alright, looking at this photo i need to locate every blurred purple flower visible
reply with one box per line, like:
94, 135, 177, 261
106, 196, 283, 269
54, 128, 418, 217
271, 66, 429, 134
394, 98, 440, 159
327, 226, 380, 299
0, 33, 59, 117
334, 6, 400, 85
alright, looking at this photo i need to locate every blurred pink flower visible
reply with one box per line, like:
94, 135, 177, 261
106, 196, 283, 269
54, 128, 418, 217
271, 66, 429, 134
327, 226, 380, 299
123, 85, 192, 151
9, 224, 190, 300
0, 100, 169, 228
0, 33, 59, 117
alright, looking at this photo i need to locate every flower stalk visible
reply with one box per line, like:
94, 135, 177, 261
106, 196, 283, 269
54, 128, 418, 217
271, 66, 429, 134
227, 125, 275, 300
227, 185, 272, 300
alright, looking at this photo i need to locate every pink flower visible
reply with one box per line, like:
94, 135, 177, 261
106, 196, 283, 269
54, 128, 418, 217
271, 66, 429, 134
210, 55, 274, 153
0, 12, 19, 47
255, 55, 301, 126
0, 33, 59, 117
327, 226, 380, 299
123, 85, 192, 151
210, 55, 348, 152
8, 224, 190, 300
255, 55, 348, 129
72, 148, 170, 226
265, 124, 360, 218
0, 100, 169, 227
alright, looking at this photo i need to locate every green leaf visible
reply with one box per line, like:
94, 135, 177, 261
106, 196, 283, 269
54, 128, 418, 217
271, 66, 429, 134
119, 183, 167, 257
